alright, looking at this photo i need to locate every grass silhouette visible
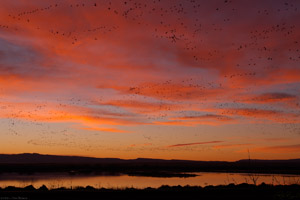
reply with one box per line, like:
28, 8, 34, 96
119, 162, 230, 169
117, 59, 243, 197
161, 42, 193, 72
1, 184, 300, 200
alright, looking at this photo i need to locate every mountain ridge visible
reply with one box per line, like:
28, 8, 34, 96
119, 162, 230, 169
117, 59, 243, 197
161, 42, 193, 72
0, 153, 299, 164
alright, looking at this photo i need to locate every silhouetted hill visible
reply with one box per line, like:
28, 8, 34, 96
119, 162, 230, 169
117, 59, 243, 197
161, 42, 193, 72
0, 153, 300, 175
0, 153, 230, 165
0, 153, 126, 164
0, 153, 299, 164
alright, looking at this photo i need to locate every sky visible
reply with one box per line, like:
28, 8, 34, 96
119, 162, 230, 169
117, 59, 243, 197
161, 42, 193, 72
0, 0, 300, 161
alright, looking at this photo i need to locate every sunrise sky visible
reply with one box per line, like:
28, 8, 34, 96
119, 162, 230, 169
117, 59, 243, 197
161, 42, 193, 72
0, 0, 299, 161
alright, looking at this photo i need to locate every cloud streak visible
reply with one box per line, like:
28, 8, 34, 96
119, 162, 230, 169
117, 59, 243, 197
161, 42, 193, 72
243, 93, 297, 103
166, 141, 223, 148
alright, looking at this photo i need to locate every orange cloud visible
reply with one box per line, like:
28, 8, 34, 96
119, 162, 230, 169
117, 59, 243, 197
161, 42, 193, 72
101, 100, 181, 113
81, 127, 130, 133
154, 120, 194, 126
105, 81, 225, 101
0, 101, 146, 134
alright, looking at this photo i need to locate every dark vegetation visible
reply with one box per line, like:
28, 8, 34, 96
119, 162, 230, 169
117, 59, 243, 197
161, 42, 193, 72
0, 184, 300, 200
0, 153, 300, 176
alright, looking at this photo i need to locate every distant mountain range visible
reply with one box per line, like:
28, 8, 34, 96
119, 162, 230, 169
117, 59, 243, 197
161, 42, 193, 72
0, 153, 127, 164
0, 153, 299, 164
0, 153, 300, 174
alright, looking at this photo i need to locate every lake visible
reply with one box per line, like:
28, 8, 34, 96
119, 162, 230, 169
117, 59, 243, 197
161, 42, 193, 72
1, 172, 299, 189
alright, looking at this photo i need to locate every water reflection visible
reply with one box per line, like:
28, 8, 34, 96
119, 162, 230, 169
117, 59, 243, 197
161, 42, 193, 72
0, 173, 299, 189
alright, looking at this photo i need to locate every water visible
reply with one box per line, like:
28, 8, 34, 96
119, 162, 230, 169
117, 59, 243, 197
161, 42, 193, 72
0, 172, 299, 189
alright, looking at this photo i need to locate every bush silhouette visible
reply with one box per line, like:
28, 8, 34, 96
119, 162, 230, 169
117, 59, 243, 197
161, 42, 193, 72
24, 185, 35, 190
39, 185, 48, 191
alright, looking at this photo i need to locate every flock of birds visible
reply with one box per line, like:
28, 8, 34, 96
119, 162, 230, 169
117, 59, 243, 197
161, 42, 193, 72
0, 0, 299, 148
0, 0, 299, 65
